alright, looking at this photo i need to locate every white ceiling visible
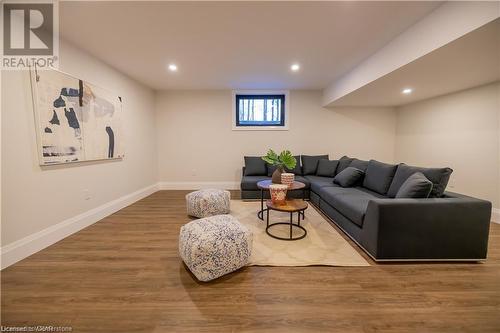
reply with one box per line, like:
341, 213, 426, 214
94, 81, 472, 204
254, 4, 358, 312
59, 1, 441, 90
330, 18, 500, 107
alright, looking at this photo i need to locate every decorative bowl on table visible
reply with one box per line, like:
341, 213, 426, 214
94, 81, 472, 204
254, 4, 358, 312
269, 184, 288, 204
281, 173, 295, 187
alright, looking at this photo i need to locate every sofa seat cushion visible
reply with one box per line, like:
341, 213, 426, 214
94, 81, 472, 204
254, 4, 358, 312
294, 176, 311, 189
318, 186, 362, 203
241, 176, 271, 190
355, 186, 387, 199
319, 186, 381, 227
305, 175, 335, 193
329, 194, 372, 227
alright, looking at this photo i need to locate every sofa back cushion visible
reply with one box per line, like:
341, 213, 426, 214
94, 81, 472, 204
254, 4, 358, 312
335, 156, 354, 175
333, 167, 365, 188
387, 163, 453, 198
301, 155, 329, 175
244, 156, 267, 176
362, 160, 398, 195
267, 155, 302, 176
395, 172, 433, 198
349, 158, 369, 172
316, 160, 339, 177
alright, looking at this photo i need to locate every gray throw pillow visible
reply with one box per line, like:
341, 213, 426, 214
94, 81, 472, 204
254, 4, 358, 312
387, 163, 453, 198
301, 155, 329, 175
333, 167, 365, 188
363, 160, 398, 195
395, 172, 433, 198
244, 156, 267, 176
335, 156, 354, 175
316, 160, 339, 177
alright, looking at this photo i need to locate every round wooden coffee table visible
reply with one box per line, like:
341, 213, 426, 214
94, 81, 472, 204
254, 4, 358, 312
265, 199, 308, 241
256, 180, 306, 220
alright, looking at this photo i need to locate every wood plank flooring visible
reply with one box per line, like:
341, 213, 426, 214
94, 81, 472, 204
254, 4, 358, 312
2, 190, 500, 332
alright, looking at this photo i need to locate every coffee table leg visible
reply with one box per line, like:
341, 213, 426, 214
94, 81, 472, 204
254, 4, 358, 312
302, 189, 306, 219
258, 189, 264, 221
290, 212, 293, 239
298, 210, 301, 226
266, 207, 270, 228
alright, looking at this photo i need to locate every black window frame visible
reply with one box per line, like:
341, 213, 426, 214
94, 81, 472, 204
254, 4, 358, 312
235, 94, 286, 127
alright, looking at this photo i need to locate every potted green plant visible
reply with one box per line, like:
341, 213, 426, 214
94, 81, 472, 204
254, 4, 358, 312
262, 149, 297, 184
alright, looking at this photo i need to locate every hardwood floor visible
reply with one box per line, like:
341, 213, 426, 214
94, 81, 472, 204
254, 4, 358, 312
2, 190, 500, 332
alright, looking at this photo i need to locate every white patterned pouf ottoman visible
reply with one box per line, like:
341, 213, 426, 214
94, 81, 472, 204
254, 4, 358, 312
179, 214, 253, 282
186, 189, 230, 218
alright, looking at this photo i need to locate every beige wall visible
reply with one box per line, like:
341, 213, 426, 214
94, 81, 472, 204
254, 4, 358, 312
395, 82, 500, 207
1, 41, 158, 246
156, 90, 397, 184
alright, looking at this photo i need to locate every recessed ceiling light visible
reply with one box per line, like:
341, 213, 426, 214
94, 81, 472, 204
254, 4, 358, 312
291, 63, 300, 72
402, 88, 413, 94
168, 64, 178, 72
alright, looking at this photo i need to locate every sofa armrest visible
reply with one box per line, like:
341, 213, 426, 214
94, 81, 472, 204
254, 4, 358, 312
361, 194, 492, 260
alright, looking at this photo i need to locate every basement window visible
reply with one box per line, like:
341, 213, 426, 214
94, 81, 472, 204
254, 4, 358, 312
232, 91, 289, 130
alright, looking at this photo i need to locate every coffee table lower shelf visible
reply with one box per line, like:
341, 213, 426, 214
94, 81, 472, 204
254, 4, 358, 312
265, 199, 308, 241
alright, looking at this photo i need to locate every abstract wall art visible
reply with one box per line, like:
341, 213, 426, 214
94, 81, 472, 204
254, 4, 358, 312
31, 68, 124, 165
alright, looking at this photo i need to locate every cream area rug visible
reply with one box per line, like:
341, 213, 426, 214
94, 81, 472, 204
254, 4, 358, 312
229, 200, 369, 267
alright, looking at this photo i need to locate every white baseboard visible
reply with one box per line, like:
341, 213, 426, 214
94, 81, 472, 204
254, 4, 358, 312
158, 181, 239, 190
1, 183, 159, 270
492, 208, 500, 224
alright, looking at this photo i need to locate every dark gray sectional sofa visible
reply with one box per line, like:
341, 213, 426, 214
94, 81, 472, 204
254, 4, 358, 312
241, 155, 492, 261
